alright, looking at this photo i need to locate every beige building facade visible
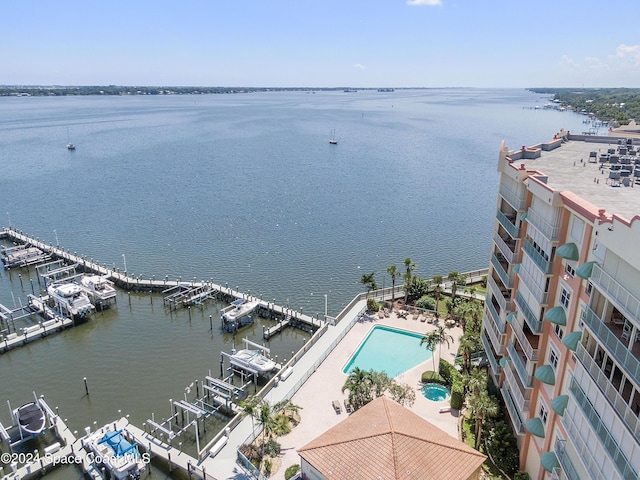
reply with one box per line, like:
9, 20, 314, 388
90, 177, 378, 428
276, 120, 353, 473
483, 129, 640, 480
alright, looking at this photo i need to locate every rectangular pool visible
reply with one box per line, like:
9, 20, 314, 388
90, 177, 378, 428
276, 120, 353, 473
342, 325, 433, 377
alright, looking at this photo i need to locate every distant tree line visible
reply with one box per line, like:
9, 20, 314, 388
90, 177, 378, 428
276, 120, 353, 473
529, 87, 640, 126
0, 85, 398, 97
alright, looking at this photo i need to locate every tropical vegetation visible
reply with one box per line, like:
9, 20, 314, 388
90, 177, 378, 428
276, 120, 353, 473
341, 367, 415, 410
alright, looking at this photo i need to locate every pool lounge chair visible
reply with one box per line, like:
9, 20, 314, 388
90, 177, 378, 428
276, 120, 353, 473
332, 400, 342, 414
344, 399, 353, 414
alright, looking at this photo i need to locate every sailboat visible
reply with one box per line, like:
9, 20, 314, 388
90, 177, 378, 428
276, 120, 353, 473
66, 127, 76, 150
329, 128, 338, 145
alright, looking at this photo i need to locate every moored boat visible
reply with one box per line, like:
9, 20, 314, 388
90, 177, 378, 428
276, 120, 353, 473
13, 401, 46, 436
81, 275, 117, 309
230, 348, 277, 374
83, 428, 146, 480
47, 282, 95, 319
221, 299, 258, 324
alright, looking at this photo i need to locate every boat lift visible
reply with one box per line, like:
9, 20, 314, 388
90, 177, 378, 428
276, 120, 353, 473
36, 260, 79, 285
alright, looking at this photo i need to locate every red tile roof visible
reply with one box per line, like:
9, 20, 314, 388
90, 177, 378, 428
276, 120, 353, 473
298, 396, 486, 479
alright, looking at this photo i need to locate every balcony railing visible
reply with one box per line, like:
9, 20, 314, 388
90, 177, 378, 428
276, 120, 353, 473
575, 343, 640, 442
488, 275, 508, 312
481, 330, 501, 377
507, 342, 533, 387
562, 408, 605, 480
523, 237, 554, 274
503, 359, 532, 412
591, 264, 640, 322
582, 305, 640, 381
526, 208, 560, 241
517, 262, 549, 306
483, 311, 506, 355
555, 439, 582, 480
514, 290, 543, 334
501, 384, 525, 434
499, 183, 527, 211
485, 295, 506, 333
491, 253, 513, 289
496, 210, 521, 239
569, 379, 636, 480
493, 231, 516, 264
511, 316, 539, 361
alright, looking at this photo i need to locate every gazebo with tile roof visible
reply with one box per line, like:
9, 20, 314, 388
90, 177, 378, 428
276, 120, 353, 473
297, 396, 486, 479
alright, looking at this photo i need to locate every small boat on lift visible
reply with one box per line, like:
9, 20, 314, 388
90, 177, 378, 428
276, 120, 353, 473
81, 275, 117, 309
84, 428, 146, 480
221, 299, 258, 324
14, 401, 46, 436
47, 282, 95, 319
229, 338, 277, 374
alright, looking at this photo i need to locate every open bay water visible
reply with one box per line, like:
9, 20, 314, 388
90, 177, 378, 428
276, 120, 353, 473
0, 89, 594, 477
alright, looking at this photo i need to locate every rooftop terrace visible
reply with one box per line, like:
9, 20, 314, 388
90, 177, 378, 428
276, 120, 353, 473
508, 133, 640, 221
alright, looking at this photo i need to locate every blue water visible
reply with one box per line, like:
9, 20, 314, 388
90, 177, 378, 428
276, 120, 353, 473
422, 383, 450, 402
342, 325, 432, 377
0, 89, 594, 314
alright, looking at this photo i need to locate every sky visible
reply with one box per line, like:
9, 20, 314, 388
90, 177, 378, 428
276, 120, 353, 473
2, 0, 640, 88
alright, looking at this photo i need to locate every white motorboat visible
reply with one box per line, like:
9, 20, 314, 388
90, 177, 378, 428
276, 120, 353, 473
47, 282, 95, 319
81, 275, 117, 309
84, 428, 146, 480
221, 299, 258, 323
229, 349, 277, 374
13, 401, 46, 436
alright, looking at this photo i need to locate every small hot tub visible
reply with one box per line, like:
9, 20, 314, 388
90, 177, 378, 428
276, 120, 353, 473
422, 383, 450, 402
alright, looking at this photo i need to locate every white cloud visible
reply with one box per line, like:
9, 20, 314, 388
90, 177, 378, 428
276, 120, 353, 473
407, 0, 442, 5
614, 44, 640, 66
354, 64, 366, 70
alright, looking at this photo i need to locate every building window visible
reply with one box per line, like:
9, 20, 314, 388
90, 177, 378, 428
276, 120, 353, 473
565, 263, 575, 278
560, 287, 571, 308
549, 345, 560, 370
586, 281, 593, 296
539, 402, 549, 426
554, 324, 564, 340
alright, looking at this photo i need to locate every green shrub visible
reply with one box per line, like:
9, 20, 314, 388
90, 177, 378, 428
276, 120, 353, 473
285, 464, 301, 480
485, 420, 520, 475
263, 458, 272, 475
450, 382, 464, 410
406, 275, 432, 301
421, 371, 445, 384
367, 297, 379, 312
514, 472, 530, 480
415, 295, 436, 311
263, 438, 281, 457
439, 359, 462, 386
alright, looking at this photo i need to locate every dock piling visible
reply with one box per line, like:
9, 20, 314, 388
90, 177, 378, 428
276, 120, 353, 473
83, 377, 89, 395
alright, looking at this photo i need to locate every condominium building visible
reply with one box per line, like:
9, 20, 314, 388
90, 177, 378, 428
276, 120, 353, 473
482, 129, 640, 480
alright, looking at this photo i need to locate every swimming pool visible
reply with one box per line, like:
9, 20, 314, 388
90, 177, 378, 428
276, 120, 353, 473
422, 383, 450, 402
342, 325, 432, 377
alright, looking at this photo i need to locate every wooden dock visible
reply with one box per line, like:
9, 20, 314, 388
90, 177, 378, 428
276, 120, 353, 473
0, 227, 324, 349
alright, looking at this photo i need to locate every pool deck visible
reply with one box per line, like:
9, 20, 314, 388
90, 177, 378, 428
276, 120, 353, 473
269, 309, 463, 479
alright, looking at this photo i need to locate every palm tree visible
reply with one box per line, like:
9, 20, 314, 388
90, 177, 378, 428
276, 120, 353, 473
435, 325, 454, 361
420, 331, 440, 371
403, 257, 416, 306
447, 271, 461, 299
458, 331, 482, 374
463, 367, 487, 397
468, 388, 499, 449
432, 275, 443, 313
359, 272, 377, 298
386, 265, 398, 309
342, 367, 374, 410
238, 395, 259, 433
